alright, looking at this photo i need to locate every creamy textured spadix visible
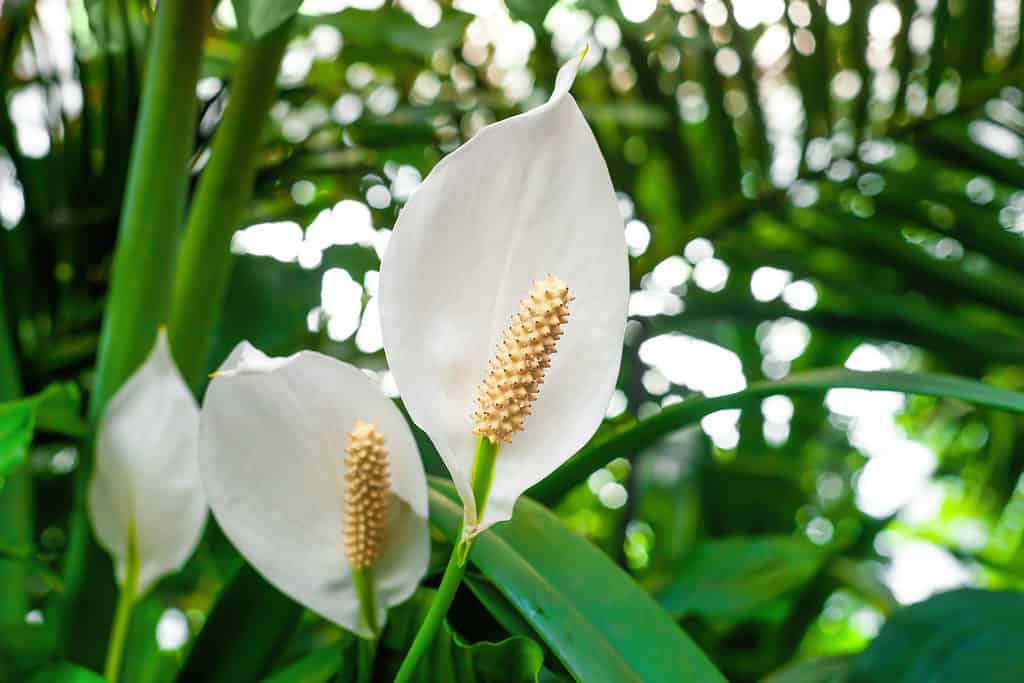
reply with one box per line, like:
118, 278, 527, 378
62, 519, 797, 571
473, 275, 572, 445
343, 421, 391, 570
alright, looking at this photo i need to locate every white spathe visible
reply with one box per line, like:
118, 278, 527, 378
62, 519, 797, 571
88, 330, 206, 594
379, 57, 628, 532
199, 343, 429, 638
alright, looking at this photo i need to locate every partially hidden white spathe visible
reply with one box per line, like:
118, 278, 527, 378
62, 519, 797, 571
378, 56, 629, 533
88, 329, 206, 594
199, 343, 429, 638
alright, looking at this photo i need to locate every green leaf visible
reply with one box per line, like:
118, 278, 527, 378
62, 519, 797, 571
259, 645, 350, 683
302, 7, 473, 60
429, 479, 728, 683
530, 369, 1024, 504
763, 656, 854, 683
29, 662, 107, 683
375, 588, 544, 682
504, 0, 556, 32
232, 0, 302, 41
657, 536, 826, 622
176, 563, 303, 683
0, 383, 85, 481
848, 589, 1024, 683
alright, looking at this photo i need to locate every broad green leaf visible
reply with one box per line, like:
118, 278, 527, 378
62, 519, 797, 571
530, 369, 1024, 504
0, 383, 85, 481
296, 7, 472, 59
429, 479, 728, 683
232, 0, 302, 41
375, 588, 544, 682
29, 662, 106, 683
657, 536, 826, 622
848, 588, 1024, 683
176, 563, 303, 683
763, 656, 854, 683
259, 644, 351, 683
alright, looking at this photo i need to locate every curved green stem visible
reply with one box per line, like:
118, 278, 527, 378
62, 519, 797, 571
393, 437, 499, 682
103, 528, 139, 683
391, 541, 468, 683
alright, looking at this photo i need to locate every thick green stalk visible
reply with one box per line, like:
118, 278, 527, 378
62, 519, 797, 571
168, 23, 291, 387
60, 0, 209, 664
90, 0, 211, 421
103, 527, 139, 683
393, 437, 499, 682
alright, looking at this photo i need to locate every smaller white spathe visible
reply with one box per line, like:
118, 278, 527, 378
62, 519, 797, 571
199, 343, 429, 638
379, 56, 629, 533
89, 329, 206, 594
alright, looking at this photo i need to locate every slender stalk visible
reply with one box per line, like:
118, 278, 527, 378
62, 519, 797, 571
103, 528, 139, 683
89, 0, 211, 420
351, 567, 378, 636
391, 542, 468, 683
355, 637, 376, 683
392, 437, 499, 682
168, 22, 291, 387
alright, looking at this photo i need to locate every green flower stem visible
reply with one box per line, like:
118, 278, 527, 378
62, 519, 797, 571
356, 637, 376, 683
469, 437, 500, 526
352, 566, 378, 636
103, 528, 139, 683
393, 437, 500, 683
391, 541, 468, 683
169, 22, 292, 388
89, 0, 211, 421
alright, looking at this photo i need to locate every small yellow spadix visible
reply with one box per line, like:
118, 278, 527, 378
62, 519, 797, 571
472, 275, 573, 445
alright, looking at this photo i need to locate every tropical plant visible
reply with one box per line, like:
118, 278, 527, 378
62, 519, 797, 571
1, 0, 1023, 682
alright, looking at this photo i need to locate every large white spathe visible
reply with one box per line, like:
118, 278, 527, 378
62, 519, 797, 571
199, 343, 429, 638
378, 57, 628, 532
88, 330, 206, 594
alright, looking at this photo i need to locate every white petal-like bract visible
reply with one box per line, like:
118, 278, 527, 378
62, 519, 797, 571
89, 330, 206, 594
199, 343, 429, 638
379, 57, 628, 531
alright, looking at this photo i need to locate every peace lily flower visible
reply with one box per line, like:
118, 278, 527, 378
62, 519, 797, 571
379, 55, 628, 536
89, 329, 206, 681
89, 329, 206, 595
199, 342, 429, 638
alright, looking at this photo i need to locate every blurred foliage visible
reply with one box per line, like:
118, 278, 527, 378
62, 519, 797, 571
2, 0, 1024, 681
